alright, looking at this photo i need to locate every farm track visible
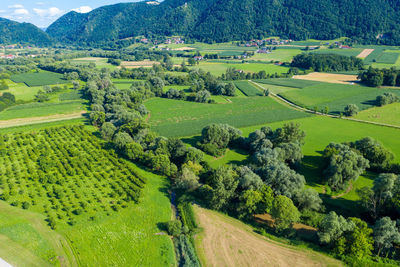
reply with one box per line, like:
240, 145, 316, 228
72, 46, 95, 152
250, 81, 400, 130
0, 111, 86, 129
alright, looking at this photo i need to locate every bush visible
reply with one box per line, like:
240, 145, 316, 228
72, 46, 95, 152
166, 220, 182, 236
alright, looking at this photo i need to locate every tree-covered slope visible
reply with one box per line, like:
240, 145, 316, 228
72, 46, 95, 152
0, 18, 53, 46
46, 0, 400, 46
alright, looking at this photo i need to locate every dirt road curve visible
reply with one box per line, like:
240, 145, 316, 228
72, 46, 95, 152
0, 111, 86, 129
194, 206, 342, 267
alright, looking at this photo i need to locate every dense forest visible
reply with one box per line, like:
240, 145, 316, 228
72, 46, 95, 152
0, 18, 53, 46
45, 0, 400, 46
291, 54, 364, 72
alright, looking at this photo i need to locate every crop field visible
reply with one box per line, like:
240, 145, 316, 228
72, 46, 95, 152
356, 49, 374, 58
145, 97, 310, 137
375, 52, 399, 64
250, 48, 302, 62
233, 81, 262, 96
255, 78, 321, 88
363, 47, 386, 64
354, 102, 400, 126
194, 206, 341, 267
293, 73, 358, 84
278, 82, 400, 114
0, 101, 85, 120
0, 126, 175, 266
311, 48, 363, 57
120, 60, 160, 68
290, 41, 321, 46
11, 71, 68, 87
193, 62, 290, 76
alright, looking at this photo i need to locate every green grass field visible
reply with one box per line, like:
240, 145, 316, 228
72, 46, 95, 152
250, 48, 302, 62
375, 52, 400, 64
11, 71, 68, 87
192, 62, 289, 76
255, 78, 322, 88
234, 81, 263, 96
354, 102, 400, 126
0, 101, 85, 120
1, 80, 42, 101
72, 57, 117, 70
195, 115, 400, 215
311, 48, 363, 57
278, 82, 400, 114
145, 97, 310, 137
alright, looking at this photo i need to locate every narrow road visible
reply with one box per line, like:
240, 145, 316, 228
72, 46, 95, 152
250, 81, 400, 130
0, 111, 87, 129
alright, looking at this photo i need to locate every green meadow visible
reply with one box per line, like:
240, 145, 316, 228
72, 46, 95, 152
11, 71, 68, 87
145, 97, 309, 137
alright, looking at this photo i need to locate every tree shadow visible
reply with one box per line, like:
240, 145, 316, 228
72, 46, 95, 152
299, 155, 324, 187
181, 135, 202, 147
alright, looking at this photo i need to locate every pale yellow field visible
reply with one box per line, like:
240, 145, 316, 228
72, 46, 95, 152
120, 60, 160, 68
194, 206, 342, 267
356, 49, 374, 58
293, 72, 359, 84
173, 47, 196, 51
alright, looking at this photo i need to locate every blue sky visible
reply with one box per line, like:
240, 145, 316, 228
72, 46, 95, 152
1, 1, 145, 28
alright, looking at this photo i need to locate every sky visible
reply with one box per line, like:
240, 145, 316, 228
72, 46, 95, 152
0, 1, 145, 28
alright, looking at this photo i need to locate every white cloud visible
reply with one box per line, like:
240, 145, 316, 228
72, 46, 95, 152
8, 4, 24, 9
13, 8, 29, 16
33, 7, 63, 17
0, 10, 6, 13
72, 6, 92, 13
36, 2, 45, 5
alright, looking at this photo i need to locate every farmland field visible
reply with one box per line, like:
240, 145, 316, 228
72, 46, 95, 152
354, 102, 400, 126
255, 78, 322, 88
249, 48, 302, 62
278, 82, 400, 114
145, 97, 310, 137
194, 205, 341, 267
311, 48, 363, 57
1, 80, 42, 101
0, 126, 176, 266
192, 62, 290, 76
11, 71, 68, 87
0, 101, 85, 120
72, 57, 117, 69
292, 73, 358, 84
233, 81, 262, 96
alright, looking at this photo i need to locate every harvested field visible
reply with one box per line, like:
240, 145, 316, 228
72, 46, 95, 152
356, 49, 374, 58
293, 72, 359, 84
120, 60, 160, 68
194, 206, 342, 267
173, 46, 195, 51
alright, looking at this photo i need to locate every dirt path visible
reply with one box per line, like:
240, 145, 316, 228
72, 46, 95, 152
331, 182, 353, 199
250, 81, 400, 130
0, 111, 86, 129
194, 206, 342, 267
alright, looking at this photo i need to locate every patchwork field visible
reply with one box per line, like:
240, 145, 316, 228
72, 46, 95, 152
11, 71, 68, 87
233, 81, 263, 96
292, 73, 359, 84
1, 80, 42, 101
194, 205, 342, 267
249, 48, 302, 62
145, 97, 310, 137
72, 57, 117, 69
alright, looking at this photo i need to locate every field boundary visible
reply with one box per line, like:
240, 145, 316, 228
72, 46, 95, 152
250, 81, 400, 130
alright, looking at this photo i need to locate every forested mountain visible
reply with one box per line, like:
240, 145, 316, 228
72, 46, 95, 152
47, 0, 400, 46
0, 18, 53, 46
